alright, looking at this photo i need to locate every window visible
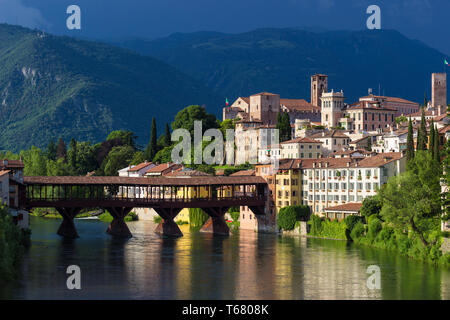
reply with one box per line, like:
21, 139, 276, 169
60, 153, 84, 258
357, 183, 363, 190
341, 183, 346, 189
366, 183, 371, 190
349, 195, 355, 201
285, 191, 289, 197
342, 195, 347, 201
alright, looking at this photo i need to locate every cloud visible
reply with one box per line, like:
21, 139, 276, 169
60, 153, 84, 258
0, 0, 50, 29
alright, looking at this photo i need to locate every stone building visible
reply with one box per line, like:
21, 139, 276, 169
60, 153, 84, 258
432, 72, 447, 109
311, 74, 328, 107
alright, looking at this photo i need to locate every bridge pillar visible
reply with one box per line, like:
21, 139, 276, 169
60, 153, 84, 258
104, 207, 133, 238
56, 207, 82, 239
153, 208, 183, 237
200, 207, 230, 236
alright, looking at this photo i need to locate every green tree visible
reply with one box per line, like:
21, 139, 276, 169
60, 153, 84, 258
429, 120, 435, 158
57, 137, 67, 159
106, 130, 137, 149
276, 112, 292, 142
395, 116, 407, 125
433, 125, 440, 163
103, 145, 136, 176
379, 151, 441, 247
424, 92, 428, 107
68, 138, 77, 174
20, 147, 47, 176
416, 108, 427, 151
171, 105, 218, 136
145, 118, 158, 161
46, 139, 57, 161
406, 118, 415, 163
163, 123, 171, 147
277, 205, 310, 231
360, 195, 382, 219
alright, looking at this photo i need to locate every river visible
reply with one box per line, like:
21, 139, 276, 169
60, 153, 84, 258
2, 216, 449, 300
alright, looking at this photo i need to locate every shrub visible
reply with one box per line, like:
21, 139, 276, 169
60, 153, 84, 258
308, 214, 323, 235
344, 215, 364, 232
189, 208, 209, 227
278, 205, 310, 231
367, 217, 382, 240
350, 221, 365, 241
230, 211, 240, 222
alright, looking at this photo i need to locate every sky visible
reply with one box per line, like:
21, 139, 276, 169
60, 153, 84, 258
0, 0, 449, 55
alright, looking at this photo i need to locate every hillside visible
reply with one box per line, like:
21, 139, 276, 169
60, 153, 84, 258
117, 28, 448, 105
0, 24, 219, 151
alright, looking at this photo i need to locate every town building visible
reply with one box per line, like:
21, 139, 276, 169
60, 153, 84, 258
432, 72, 447, 109
309, 130, 351, 155
359, 94, 420, 117
118, 161, 155, 177
320, 90, 345, 128
280, 137, 323, 159
257, 153, 405, 217
311, 74, 328, 107
345, 100, 397, 133
0, 159, 28, 229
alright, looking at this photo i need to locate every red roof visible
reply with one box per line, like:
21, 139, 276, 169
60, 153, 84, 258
0, 170, 10, 177
324, 203, 363, 212
0, 159, 24, 170
280, 137, 322, 144
128, 162, 153, 172
230, 169, 255, 176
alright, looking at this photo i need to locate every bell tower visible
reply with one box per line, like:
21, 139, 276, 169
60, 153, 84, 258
311, 74, 328, 107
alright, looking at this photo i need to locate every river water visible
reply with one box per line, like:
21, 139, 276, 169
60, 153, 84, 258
2, 216, 449, 300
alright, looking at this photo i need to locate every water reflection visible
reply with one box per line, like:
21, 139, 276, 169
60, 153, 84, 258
4, 217, 449, 300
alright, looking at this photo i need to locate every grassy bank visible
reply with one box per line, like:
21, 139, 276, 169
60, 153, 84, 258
0, 206, 31, 284
307, 214, 450, 266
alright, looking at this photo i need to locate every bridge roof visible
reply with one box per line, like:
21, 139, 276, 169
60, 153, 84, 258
24, 176, 267, 186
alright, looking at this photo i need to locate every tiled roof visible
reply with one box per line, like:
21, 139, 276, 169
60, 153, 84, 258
0, 170, 10, 177
145, 163, 181, 174
280, 137, 323, 144
0, 159, 24, 169
355, 152, 403, 168
230, 169, 255, 176
281, 99, 319, 112
438, 125, 450, 134
350, 136, 370, 144
23, 175, 267, 186
324, 203, 363, 212
360, 95, 418, 105
251, 92, 278, 96
310, 130, 349, 139
128, 162, 153, 172
165, 169, 212, 177
347, 101, 396, 111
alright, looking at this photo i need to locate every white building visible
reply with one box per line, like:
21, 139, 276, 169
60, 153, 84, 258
280, 137, 323, 159
301, 153, 405, 214
309, 130, 351, 155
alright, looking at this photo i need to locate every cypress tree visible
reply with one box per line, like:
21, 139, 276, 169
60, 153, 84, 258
47, 139, 57, 161
145, 118, 157, 161
424, 92, 428, 107
417, 108, 427, 150
406, 118, 415, 162
57, 137, 67, 159
163, 123, 171, 147
69, 138, 77, 174
434, 125, 440, 163
283, 112, 292, 141
276, 112, 291, 142
429, 120, 435, 158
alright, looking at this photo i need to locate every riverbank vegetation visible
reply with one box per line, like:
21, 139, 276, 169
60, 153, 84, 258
0, 206, 31, 284
305, 135, 450, 266
277, 205, 310, 231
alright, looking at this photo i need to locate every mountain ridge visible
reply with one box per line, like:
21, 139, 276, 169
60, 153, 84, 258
0, 23, 220, 152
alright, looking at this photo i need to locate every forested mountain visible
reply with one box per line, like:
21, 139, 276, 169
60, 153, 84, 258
0, 24, 219, 151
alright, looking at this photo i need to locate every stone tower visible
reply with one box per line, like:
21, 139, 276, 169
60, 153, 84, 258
311, 74, 328, 107
320, 90, 345, 128
432, 73, 447, 109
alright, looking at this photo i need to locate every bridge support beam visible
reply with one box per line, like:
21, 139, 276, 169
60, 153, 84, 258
104, 207, 133, 238
201, 207, 230, 236
153, 208, 183, 237
56, 207, 82, 239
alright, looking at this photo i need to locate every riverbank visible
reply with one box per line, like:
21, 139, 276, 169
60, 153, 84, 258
304, 214, 450, 267
30, 208, 138, 222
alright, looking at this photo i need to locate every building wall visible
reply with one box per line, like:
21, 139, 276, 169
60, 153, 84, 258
249, 94, 280, 125
345, 108, 395, 133
0, 174, 9, 205
281, 142, 322, 159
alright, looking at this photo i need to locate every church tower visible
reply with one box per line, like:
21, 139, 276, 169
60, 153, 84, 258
320, 90, 345, 128
311, 74, 328, 107
432, 73, 447, 114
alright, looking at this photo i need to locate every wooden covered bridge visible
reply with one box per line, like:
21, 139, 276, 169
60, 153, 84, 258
21, 176, 268, 238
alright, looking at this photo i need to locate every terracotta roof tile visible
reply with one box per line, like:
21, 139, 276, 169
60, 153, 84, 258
128, 162, 153, 172
324, 203, 363, 212
280, 137, 322, 144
